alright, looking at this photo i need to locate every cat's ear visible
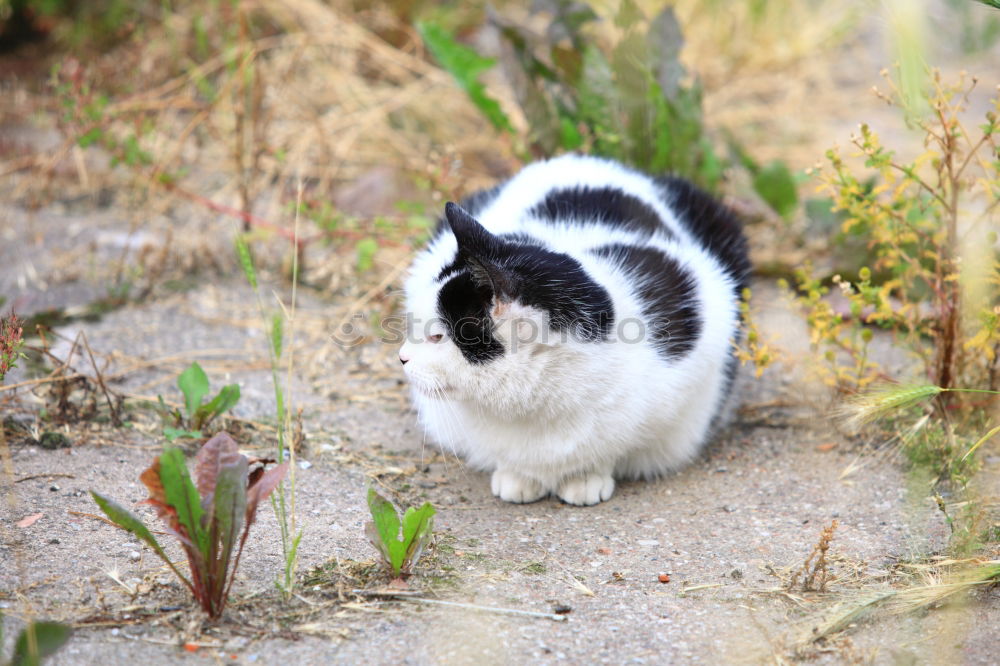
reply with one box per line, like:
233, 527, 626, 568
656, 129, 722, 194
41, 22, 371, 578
445, 202, 518, 299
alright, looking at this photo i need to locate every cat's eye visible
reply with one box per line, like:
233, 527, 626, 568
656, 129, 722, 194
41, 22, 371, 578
428, 333, 444, 343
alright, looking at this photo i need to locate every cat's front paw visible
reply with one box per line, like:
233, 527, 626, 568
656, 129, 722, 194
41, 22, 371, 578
491, 470, 546, 504
557, 473, 615, 506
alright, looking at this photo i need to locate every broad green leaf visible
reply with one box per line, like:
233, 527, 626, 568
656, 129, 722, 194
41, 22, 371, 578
401, 502, 436, 572
12, 621, 72, 666
753, 161, 799, 219
366, 487, 404, 574
163, 427, 202, 441
418, 22, 514, 133
90, 491, 192, 589
178, 362, 210, 420
194, 384, 241, 429
159, 447, 208, 560
559, 114, 583, 151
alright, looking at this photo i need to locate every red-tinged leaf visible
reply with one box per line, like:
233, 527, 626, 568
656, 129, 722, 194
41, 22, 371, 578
195, 431, 242, 501
158, 447, 208, 560
209, 457, 248, 610
245, 462, 288, 526
140, 458, 166, 505
139, 457, 187, 539
246, 456, 277, 490
16, 513, 43, 528
222, 461, 288, 607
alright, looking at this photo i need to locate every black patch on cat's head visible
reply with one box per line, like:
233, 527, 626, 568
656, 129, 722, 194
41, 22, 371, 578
437, 271, 505, 364
529, 186, 674, 240
593, 243, 702, 360
436, 202, 615, 364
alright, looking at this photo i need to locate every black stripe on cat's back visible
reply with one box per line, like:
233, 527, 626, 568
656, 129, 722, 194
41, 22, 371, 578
654, 177, 750, 295
592, 243, 702, 360
529, 186, 675, 240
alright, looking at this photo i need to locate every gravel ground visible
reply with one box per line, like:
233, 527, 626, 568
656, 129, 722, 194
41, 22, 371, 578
2, 202, 999, 665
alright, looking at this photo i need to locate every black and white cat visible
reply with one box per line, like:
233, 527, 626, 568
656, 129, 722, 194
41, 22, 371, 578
400, 154, 749, 505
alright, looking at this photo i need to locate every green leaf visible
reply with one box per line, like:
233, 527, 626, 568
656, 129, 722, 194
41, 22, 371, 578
558, 115, 583, 150
158, 448, 208, 560
355, 237, 378, 273
210, 457, 248, 597
12, 621, 72, 666
752, 161, 799, 219
975, 0, 1000, 8
163, 427, 203, 441
90, 491, 192, 589
418, 22, 514, 132
365, 487, 404, 575
194, 384, 241, 430
178, 362, 210, 420
400, 502, 436, 573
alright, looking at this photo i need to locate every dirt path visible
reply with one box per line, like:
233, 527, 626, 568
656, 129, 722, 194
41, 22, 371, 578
2, 200, 998, 664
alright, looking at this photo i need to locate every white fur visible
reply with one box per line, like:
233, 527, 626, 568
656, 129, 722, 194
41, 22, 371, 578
401, 155, 741, 505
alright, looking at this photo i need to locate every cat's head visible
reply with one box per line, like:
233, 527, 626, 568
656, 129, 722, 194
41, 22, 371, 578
401, 202, 613, 414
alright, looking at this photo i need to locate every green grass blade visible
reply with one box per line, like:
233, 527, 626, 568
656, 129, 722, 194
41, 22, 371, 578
271, 313, 284, 360
235, 234, 258, 290
178, 362, 209, 420
12, 621, 72, 666
90, 491, 193, 589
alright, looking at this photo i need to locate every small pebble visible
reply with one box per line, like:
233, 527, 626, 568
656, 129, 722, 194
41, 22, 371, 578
297, 460, 312, 470
637, 539, 660, 546
658, 573, 671, 583
49, 484, 60, 492
128, 550, 141, 562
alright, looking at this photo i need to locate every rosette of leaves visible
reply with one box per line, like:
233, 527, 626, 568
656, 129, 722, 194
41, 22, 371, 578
91, 432, 287, 618
365, 488, 436, 579
158, 361, 241, 441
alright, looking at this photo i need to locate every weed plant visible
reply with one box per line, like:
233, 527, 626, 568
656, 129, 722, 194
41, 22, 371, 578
0, 312, 24, 383
157, 361, 241, 441
419, 1, 797, 214
235, 227, 302, 597
794, 71, 999, 397
365, 487, 436, 580
91, 432, 287, 618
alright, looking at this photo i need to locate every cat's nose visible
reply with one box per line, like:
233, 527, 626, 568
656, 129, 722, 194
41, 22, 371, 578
399, 351, 410, 365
